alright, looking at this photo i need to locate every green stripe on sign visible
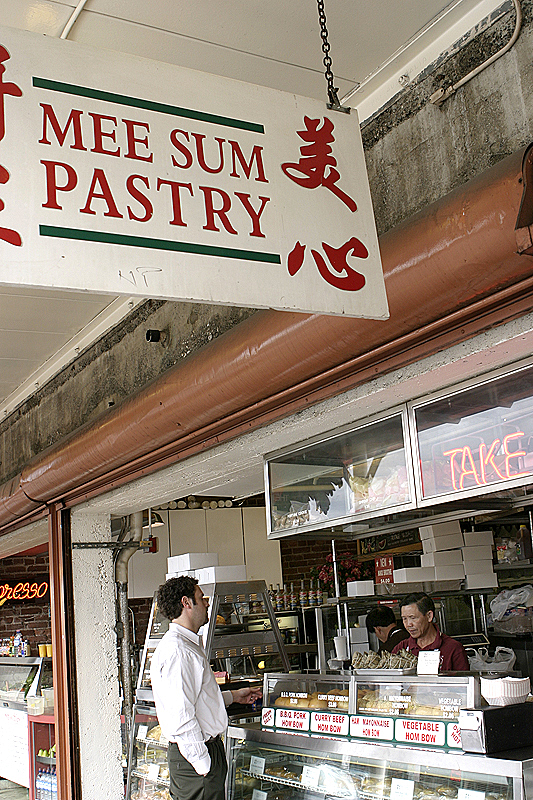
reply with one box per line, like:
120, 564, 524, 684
39, 225, 281, 264
32, 77, 265, 134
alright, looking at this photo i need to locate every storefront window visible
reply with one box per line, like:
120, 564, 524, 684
266, 413, 412, 535
414, 364, 533, 501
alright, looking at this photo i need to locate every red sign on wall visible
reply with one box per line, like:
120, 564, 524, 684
374, 556, 394, 584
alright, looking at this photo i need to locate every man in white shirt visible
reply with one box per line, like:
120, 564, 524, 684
151, 575, 261, 800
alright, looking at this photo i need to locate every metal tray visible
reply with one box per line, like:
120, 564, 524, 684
353, 668, 416, 675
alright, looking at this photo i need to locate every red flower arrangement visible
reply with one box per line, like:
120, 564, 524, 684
311, 552, 362, 596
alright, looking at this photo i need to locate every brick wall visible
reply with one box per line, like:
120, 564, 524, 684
0, 552, 51, 655
279, 539, 373, 587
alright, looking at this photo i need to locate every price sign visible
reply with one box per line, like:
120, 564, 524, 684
458, 790, 485, 800
249, 756, 265, 775
417, 650, 440, 675
301, 766, 320, 788
252, 791, 268, 800
136, 725, 148, 740
391, 778, 415, 800
147, 764, 160, 781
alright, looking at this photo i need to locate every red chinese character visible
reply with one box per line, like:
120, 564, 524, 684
0, 45, 22, 247
0, 46, 22, 142
281, 116, 357, 212
287, 237, 367, 292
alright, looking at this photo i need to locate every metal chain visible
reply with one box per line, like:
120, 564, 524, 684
316, 0, 346, 111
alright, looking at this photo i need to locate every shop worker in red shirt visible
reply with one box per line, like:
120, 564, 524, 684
392, 592, 470, 671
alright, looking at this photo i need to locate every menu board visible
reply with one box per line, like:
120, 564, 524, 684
0, 706, 29, 787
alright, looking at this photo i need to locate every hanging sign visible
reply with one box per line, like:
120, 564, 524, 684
0, 25, 387, 318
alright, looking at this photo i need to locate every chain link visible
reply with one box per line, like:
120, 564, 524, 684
316, 0, 345, 110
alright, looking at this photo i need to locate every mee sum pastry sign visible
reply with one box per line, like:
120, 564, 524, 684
0, 25, 387, 318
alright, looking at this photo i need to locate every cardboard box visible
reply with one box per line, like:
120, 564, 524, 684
419, 521, 462, 540
464, 573, 498, 589
195, 565, 247, 584
347, 580, 374, 596
464, 559, 494, 575
422, 533, 464, 553
167, 552, 219, 571
166, 571, 197, 580
421, 550, 463, 567
434, 565, 465, 581
462, 545, 493, 562
393, 567, 435, 583
463, 530, 494, 547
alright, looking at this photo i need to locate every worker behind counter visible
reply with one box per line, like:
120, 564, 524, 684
392, 592, 470, 671
365, 606, 409, 653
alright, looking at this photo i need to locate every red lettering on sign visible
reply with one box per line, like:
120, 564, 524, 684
444, 432, 530, 491
0, 46, 22, 246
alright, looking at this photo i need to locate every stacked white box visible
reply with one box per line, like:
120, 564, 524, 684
422, 533, 464, 553
419, 521, 462, 539
166, 571, 196, 580
464, 560, 494, 574
167, 552, 219, 571
393, 567, 435, 583
421, 550, 463, 567
461, 545, 493, 562
464, 573, 498, 589
195, 565, 247, 584
347, 580, 374, 596
434, 565, 465, 581
463, 530, 494, 547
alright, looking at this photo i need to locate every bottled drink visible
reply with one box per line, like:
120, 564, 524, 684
289, 582, 297, 610
51, 767, 57, 800
275, 584, 284, 613
35, 768, 42, 800
13, 631, 21, 656
308, 578, 316, 607
282, 583, 289, 610
299, 579, 307, 608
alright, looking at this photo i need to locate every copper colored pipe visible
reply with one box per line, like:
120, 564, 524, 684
0, 145, 532, 529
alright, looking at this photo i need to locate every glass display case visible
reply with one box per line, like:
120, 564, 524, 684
0, 656, 53, 707
265, 410, 415, 536
126, 703, 170, 800
227, 725, 531, 800
261, 673, 478, 748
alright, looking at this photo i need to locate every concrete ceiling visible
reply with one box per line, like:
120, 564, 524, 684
0, 0, 505, 417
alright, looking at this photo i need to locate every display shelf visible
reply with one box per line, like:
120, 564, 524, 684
241, 767, 355, 798
36, 755, 56, 765
136, 736, 168, 750
131, 769, 170, 787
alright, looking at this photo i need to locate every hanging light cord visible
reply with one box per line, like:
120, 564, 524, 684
316, 0, 350, 113
430, 0, 522, 106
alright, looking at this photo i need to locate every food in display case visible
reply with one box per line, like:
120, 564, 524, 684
228, 729, 516, 800
126, 705, 172, 800
264, 673, 352, 713
355, 678, 473, 720
351, 649, 417, 671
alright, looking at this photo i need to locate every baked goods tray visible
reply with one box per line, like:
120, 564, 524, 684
352, 668, 416, 675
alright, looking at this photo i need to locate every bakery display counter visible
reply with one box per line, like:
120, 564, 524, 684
227, 724, 533, 800
126, 703, 170, 800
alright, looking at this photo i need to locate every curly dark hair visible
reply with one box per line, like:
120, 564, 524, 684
157, 575, 199, 620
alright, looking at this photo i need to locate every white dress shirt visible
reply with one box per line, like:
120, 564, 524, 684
150, 622, 232, 774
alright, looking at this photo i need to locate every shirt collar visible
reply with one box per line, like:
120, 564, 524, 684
169, 621, 202, 646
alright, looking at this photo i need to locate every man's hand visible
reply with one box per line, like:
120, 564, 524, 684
231, 686, 262, 705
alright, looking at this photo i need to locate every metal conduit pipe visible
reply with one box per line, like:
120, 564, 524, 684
0, 144, 532, 529
115, 511, 142, 758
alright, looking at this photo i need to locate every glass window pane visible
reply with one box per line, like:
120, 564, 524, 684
415, 365, 533, 500
267, 414, 411, 534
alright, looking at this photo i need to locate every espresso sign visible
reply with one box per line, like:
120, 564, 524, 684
0, 26, 387, 319
0, 575, 50, 605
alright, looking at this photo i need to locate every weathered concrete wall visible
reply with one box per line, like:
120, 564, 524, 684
364, 0, 533, 234
0, 0, 532, 485
0, 300, 255, 481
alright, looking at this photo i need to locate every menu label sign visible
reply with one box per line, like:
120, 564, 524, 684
275, 708, 310, 731
395, 718, 446, 746
310, 711, 349, 736
350, 715, 394, 740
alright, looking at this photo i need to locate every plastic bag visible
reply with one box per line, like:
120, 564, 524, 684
490, 585, 533, 621
466, 646, 516, 672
